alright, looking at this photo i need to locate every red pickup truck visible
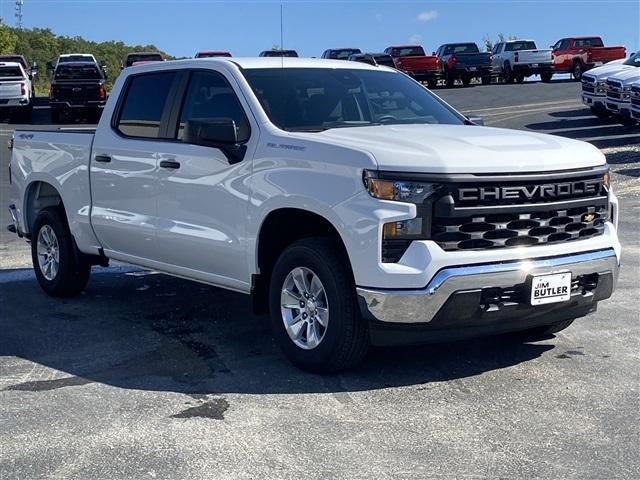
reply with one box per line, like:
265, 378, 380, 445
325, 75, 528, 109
384, 45, 440, 88
551, 37, 626, 80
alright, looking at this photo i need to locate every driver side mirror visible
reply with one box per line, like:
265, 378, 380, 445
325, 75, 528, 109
184, 118, 246, 163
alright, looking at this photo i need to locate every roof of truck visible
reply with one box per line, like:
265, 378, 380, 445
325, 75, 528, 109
175, 57, 386, 70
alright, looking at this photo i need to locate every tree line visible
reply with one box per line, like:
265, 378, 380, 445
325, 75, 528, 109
0, 20, 171, 93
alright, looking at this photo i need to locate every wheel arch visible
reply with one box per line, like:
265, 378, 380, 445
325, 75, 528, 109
23, 180, 66, 234
251, 207, 352, 314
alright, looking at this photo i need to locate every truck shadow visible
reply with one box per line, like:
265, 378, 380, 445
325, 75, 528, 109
0, 270, 554, 395
526, 108, 640, 149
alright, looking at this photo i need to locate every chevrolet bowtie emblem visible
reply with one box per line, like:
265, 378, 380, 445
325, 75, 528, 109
582, 213, 596, 222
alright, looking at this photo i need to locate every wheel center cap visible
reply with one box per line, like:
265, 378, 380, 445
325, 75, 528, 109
306, 300, 316, 314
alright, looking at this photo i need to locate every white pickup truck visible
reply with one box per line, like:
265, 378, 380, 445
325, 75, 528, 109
8, 58, 621, 372
604, 61, 640, 126
0, 61, 34, 120
491, 40, 554, 83
582, 52, 638, 117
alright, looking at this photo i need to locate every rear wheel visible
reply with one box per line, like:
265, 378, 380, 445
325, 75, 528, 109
31, 207, 91, 297
427, 79, 438, 89
269, 238, 369, 373
50, 107, 61, 123
503, 63, 514, 83
481, 76, 492, 86
445, 70, 455, 88
461, 75, 471, 87
540, 71, 553, 82
515, 74, 525, 84
572, 61, 584, 81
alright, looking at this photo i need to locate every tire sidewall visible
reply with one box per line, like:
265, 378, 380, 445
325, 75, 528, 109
269, 241, 358, 369
31, 208, 80, 295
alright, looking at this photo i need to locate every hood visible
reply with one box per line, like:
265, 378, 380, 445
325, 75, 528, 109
609, 68, 640, 84
293, 124, 605, 174
584, 63, 635, 81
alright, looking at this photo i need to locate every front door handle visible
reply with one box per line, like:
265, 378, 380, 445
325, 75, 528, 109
94, 154, 111, 163
159, 159, 181, 170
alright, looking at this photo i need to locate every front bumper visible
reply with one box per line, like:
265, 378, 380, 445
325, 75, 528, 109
357, 248, 618, 340
605, 99, 632, 116
582, 92, 606, 109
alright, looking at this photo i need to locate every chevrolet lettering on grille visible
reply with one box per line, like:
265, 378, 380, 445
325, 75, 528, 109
458, 179, 603, 202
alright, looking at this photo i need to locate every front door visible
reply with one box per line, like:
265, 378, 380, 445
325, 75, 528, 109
154, 69, 256, 291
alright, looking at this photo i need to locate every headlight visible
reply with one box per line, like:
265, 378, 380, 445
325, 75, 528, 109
364, 171, 444, 259
363, 171, 442, 203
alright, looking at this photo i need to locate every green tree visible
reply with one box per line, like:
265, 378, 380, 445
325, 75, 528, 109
0, 20, 18, 54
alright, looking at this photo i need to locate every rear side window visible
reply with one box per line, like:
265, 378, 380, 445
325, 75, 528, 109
0, 66, 24, 77
176, 71, 250, 143
116, 72, 175, 138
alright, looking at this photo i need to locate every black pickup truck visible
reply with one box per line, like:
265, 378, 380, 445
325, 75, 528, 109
49, 62, 107, 123
436, 43, 494, 87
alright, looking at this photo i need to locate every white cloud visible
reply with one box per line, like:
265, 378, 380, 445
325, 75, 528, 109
417, 10, 439, 22
409, 34, 423, 44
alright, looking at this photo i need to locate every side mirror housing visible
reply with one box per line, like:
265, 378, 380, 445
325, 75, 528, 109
466, 114, 485, 126
184, 118, 246, 163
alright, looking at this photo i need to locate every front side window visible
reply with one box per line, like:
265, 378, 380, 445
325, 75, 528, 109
116, 72, 175, 138
243, 68, 464, 132
505, 41, 537, 51
176, 71, 250, 143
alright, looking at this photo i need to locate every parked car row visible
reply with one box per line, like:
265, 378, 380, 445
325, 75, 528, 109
581, 52, 639, 126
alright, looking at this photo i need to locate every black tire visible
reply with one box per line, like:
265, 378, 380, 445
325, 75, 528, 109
590, 106, 609, 119
31, 207, 91, 297
445, 70, 455, 88
515, 74, 525, 84
572, 61, 584, 81
512, 319, 575, 342
540, 71, 553, 83
619, 115, 638, 127
269, 237, 369, 373
461, 75, 471, 87
481, 76, 492, 85
50, 107, 61, 123
503, 63, 514, 83
427, 79, 438, 89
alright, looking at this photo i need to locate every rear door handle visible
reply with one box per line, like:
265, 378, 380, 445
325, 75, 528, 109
94, 154, 111, 163
159, 159, 180, 169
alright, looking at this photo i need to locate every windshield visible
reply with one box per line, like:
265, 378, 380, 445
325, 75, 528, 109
446, 44, 480, 55
505, 41, 537, 51
126, 54, 162, 66
55, 65, 102, 80
624, 52, 639, 66
392, 46, 425, 57
243, 68, 464, 132
59, 55, 93, 63
329, 49, 361, 59
0, 66, 24, 78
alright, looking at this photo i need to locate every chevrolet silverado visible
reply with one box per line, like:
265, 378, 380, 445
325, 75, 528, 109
8, 58, 621, 372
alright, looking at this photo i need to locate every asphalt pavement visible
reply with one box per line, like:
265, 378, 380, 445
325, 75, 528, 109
1, 80, 639, 479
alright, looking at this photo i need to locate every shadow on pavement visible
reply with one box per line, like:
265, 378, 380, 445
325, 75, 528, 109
526, 107, 640, 149
0, 270, 554, 395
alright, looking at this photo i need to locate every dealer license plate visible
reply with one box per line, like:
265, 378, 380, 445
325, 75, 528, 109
530, 272, 571, 305
532, 63, 539, 67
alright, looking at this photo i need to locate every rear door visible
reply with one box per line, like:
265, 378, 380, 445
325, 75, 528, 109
90, 70, 178, 259
153, 68, 257, 290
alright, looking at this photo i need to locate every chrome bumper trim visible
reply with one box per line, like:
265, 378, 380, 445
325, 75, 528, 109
357, 249, 619, 324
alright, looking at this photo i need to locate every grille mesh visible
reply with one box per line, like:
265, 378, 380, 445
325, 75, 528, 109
432, 205, 607, 251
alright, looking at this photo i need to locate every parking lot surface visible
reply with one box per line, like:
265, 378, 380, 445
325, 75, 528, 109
1, 81, 639, 479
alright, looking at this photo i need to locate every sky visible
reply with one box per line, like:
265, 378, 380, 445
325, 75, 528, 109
1, 0, 639, 58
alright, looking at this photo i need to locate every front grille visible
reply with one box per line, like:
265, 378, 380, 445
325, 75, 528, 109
606, 79, 622, 90
428, 172, 608, 252
381, 239, 411, 263
582, 75, 596, 85
582, 85, 595, 94
632, 85, 640, 96
607, 91, 622, 100
432, 205, 607, 250
631, 97, 640, 107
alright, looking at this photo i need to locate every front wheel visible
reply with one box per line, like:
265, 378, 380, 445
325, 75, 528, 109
481, 76, 492, 85
619, 115, 638, 127
269, 238, 369, 373
31, 207, 91, 297
590, 106, 609, 119
515, 74, 525, 84
461, 75, 471, 87
540, 71, 553, 82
